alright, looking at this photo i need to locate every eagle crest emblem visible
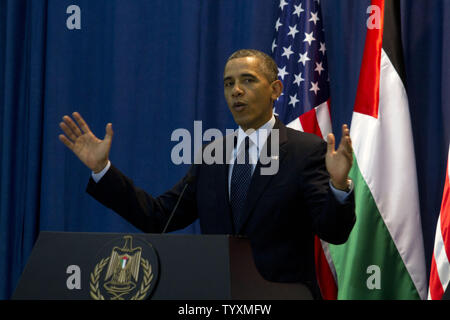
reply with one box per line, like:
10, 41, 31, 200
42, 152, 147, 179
90, 235, 155, 300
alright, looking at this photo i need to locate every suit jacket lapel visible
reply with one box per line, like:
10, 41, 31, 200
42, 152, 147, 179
237, 118, 288, 233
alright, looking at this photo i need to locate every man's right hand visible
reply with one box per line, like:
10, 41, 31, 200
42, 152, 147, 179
59, 112, 113, 173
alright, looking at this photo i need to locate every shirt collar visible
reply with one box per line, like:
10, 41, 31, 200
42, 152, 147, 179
236, 114, 276, 152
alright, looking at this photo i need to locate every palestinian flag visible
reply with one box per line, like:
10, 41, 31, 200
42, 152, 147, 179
328, 0, 427, 299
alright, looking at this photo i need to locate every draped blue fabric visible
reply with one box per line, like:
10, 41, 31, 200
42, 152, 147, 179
1, 0, 449, 299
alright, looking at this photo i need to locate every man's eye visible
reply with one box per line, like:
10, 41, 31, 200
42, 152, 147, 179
244, 78, 254, 83
224, 82, 233, 87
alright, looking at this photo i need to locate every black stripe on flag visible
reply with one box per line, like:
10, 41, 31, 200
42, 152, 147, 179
382, 0, 407, 87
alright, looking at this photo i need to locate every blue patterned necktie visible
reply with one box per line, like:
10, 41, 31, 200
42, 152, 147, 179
230, 137, 252, 231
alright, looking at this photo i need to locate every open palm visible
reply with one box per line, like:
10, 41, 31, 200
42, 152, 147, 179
59, 112, 113, 173
325, 124, 353, 190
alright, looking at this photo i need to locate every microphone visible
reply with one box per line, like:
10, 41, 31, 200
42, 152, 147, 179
162, 175, 194, 233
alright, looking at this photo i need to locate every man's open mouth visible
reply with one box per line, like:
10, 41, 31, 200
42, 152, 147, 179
233, 102, 247, 111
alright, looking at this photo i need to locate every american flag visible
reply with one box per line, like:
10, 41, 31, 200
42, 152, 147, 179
272, 0, 331, 138
271, 0, 337, 299
429, 146, 450, 299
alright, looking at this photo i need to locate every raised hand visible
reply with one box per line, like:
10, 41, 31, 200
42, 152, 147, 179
59, 112, 113, 173
325, 124, 353, 190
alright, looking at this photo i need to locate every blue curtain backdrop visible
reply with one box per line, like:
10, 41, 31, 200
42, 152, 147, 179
1, 0, 449, 299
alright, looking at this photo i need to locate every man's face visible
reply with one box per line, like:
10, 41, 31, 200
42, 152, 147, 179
223, 56, 282, 131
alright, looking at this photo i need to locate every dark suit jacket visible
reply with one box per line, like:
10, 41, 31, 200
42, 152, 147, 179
86, 118, 355, 296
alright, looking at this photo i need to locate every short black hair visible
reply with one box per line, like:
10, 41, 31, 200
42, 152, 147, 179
226, 49, 279, 83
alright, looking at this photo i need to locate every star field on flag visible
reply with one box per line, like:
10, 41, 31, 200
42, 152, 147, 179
272, 0, 330, 125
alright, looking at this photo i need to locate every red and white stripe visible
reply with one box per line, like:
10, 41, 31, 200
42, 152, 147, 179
287, 100, 338, 300
429, 147, 450, 300
287, 100, 332, 141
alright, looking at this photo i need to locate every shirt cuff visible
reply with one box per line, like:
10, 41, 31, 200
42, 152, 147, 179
91, 160, 111, 183
329, 179, 353, 204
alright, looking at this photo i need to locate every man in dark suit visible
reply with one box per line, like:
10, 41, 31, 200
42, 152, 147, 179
59, 49, 355, 299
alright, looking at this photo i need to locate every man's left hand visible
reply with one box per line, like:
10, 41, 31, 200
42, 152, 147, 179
326, 124, 353, 191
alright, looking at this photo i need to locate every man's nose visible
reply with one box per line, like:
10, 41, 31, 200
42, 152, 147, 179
232, 83, 244, 97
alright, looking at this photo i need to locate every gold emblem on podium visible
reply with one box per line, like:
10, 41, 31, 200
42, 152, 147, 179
90, 235, 154, 300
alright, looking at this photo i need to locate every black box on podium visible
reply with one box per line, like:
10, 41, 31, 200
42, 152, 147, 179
13, 231, 312, 300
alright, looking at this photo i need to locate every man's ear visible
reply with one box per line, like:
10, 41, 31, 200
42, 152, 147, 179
271, 80, 283, 101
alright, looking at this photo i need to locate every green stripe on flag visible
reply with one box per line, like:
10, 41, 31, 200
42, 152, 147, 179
329, 155, 421, 300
